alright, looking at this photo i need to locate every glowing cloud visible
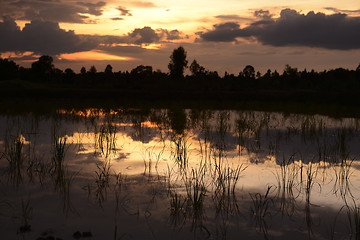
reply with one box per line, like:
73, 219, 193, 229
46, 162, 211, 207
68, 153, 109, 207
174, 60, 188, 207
59, 50, 134, 61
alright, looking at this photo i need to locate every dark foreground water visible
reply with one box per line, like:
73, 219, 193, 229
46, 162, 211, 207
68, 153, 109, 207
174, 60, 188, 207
1, 108, 360, 240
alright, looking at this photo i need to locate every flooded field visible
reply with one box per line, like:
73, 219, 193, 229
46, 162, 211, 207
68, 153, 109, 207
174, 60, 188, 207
1, 108, 360, 239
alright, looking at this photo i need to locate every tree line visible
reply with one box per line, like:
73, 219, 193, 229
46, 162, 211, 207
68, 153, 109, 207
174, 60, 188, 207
1, 47, 360, 92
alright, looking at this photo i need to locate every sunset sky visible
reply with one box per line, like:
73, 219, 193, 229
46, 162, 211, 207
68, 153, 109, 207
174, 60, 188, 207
1, 0, 360, 74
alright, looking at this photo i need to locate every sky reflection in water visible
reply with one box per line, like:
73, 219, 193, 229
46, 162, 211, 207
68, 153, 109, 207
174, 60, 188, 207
1, 108, 360, 239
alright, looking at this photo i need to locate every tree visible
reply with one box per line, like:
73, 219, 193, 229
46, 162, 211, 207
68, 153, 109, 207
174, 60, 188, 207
0, 58, 19, 80
31, 55, 54, 76
105, 64, 113, 74
89, 65, 97, 74
80, 67, 86, 75
64, 68, 75, 83
131, 65, 153, 76
190, 60, 205, 77
242, 65, 255, 79
356, 63, 360, 72
168, 46, 188, 79
64, 68, 74, 75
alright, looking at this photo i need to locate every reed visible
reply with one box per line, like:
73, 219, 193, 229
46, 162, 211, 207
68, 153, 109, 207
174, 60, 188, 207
332, 157, 354, 199
344, 199, 360, 240
18, 199, 32, 233
94, 159, 111, 205
184, 166, 207, 216
4, 134, 25, 185
95, 121, 117, 158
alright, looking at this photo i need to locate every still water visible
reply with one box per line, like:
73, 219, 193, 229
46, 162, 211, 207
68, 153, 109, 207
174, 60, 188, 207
1, 108, 360, 239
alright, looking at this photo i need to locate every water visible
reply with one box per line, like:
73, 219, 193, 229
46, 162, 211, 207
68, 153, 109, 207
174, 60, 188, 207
1, 108, 360, 239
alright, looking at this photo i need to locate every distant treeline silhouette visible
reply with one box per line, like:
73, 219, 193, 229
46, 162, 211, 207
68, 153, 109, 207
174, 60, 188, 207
1, 47, 360, 92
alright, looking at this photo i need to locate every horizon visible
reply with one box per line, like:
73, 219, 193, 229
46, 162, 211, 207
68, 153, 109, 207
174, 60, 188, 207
1, 0, 360, 75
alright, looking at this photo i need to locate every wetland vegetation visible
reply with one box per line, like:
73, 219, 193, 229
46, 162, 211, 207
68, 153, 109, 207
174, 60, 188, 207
1, 107, 360, 239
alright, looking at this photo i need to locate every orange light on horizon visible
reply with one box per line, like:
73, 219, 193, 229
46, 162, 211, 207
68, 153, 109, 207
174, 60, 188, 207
142, 44, 162, 50
59, 51, 135, 61
0, 51, 37, 59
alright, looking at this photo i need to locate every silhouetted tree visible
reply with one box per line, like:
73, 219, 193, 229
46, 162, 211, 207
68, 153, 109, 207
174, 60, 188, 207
105, 64, 113, 74
31, 55, 54, 78
0, 58, 19, 80
64, 68, 74, 75
80, 67, 86, 75
89, 65, 97, 74
168, 46, 188, 79
131, 65, 153, 76
356, 64, 360, 72
64, 68, 75, 83
190, 60, 205, 77
242, 65, 255, 79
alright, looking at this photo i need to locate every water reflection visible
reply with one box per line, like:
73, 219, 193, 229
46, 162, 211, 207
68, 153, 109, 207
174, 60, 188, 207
1, 108, 360, 239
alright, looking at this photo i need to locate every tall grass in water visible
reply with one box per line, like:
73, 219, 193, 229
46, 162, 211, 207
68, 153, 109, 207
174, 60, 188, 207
52, 135, 67, 172
332, 157, 354, 199
18, 199, 32, 234
94, 121, 117, 158
213, 164, 247, 197
4, 134, 25, 186
303, 163, 320, 204
250, 186, 273, 239
185, 166, 207, 213
183, 164, 207, 232
171, 135, 190, 169
344, 199, 360, 239
274, 154, 299, 217
301, 163, 321, 238
142, 145, 165, 177
51, 132, 78, 214
94, 159, 111, 206
212, 163, 247, 217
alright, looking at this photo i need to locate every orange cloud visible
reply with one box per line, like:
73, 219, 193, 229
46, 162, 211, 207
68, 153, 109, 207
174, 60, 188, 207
59, 50, 135, 61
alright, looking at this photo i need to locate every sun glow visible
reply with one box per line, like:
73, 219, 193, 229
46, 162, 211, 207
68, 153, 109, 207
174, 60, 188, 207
59, 50, 135, 61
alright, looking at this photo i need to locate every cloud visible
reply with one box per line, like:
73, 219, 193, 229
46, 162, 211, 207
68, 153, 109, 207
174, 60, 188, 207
215, 15, 252, 21
163, 29, 182, 40
254, 9, 273, 19
200, 22, 243, 42
325, 7, 360, 15
129, 1, 157, 8
0, 17, 97, 55
76, 1, 106, 16
127, 27, 184, 44
0, 0, 107, 23
111, 17, 124, 21
0, 17, 183, 56
199, 9, 360, 50
117, 6, 132, 16
128, 26, 161, 44
118, 1, 158, 8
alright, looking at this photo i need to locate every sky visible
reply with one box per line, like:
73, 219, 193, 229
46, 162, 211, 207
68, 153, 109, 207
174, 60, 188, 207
1, 0, 360, 74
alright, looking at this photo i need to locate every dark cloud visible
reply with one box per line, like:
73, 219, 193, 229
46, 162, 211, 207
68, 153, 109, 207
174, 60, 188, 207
76, 1, 106, 16
254, 9, 273, 19
0, 18, 97, 54
111, 17, 124, 21
200, 9, 360, 50
163, 29, 182, 40
215, 15, 252, 21
325, 7, 360, 15
0, 0, 106, 23
0, 17, 183, 55
200, 22, 243, 42
128, 26, 161, 44
117, 7, 132, 16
